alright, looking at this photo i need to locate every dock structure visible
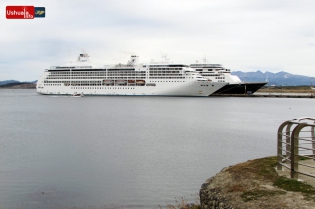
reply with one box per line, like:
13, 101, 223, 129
210, 93, 314, 98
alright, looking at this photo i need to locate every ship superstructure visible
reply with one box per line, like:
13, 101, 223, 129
36, 54, 227, 97
190, 61, 267, 94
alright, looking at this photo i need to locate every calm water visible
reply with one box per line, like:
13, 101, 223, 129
1, 89, 314, 209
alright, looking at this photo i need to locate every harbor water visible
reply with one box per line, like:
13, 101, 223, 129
0, 89, 314, 209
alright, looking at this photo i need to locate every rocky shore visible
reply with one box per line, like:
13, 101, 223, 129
199, 157, 315, 209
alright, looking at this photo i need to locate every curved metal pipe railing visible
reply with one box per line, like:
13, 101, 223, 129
277, 118, 315, 180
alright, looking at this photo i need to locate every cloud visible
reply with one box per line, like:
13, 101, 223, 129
1, 0, 315, 81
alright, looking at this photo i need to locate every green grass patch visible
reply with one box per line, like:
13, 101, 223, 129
298, 156, 311, 161
229, 156, 279, 181
237, 156, 315, 202
255, 157, 278, 180
241, 190, 286, 202
274, 176, 315, 194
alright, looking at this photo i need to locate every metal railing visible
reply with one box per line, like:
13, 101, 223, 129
277, 117, 315, 180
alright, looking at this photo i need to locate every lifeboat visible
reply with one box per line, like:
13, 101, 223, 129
117, 80, 127, 85
136, 80, 145, 85
103, 80, 114, 85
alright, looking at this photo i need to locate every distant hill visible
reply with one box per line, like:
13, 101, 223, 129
232, 71, 313, 86
0, 80, 20, 85
0, 80, 37, 88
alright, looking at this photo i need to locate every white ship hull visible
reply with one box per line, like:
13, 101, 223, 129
37, 81, 226, 97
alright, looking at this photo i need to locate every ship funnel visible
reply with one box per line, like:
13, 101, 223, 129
127, 55, 139, 66
77, 53, 90, 62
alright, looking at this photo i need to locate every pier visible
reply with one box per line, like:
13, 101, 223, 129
209, 85, 315, 98
210, 93, 314, 98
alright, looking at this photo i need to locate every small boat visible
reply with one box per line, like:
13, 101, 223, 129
71, 93, 84, 97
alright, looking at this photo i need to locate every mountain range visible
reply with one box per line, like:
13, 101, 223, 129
0, 71, 314, 86
231, 71, 313, 86
0, 80, 37, 87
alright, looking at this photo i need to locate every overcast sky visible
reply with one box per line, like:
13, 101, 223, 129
1, 0, 315, 81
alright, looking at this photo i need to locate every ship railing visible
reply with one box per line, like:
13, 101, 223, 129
49, 66, 93, 70
277, 117, 315, 180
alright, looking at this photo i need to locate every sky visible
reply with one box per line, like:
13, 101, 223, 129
1, 0, 315, 81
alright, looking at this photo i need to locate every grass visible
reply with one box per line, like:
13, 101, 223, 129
229, 156, 315, 202
274, 176, 315, 194
228, 156, 287, 202
298, 155, 311, 161
160, 194, 201, 209
228, 156, 279, 182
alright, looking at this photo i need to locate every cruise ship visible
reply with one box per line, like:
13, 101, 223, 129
190, 61, 267, 94
36, 54, 227, 97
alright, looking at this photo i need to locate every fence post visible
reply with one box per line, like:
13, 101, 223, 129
312, 126, 315, 160
277, 121, 291, 170
285, 123, 293, 161
290, 123, 307, 180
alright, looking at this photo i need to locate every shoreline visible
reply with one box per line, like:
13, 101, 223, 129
0, 83, 36, 89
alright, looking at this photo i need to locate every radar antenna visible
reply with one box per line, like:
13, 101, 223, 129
160, 52, 170, 61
